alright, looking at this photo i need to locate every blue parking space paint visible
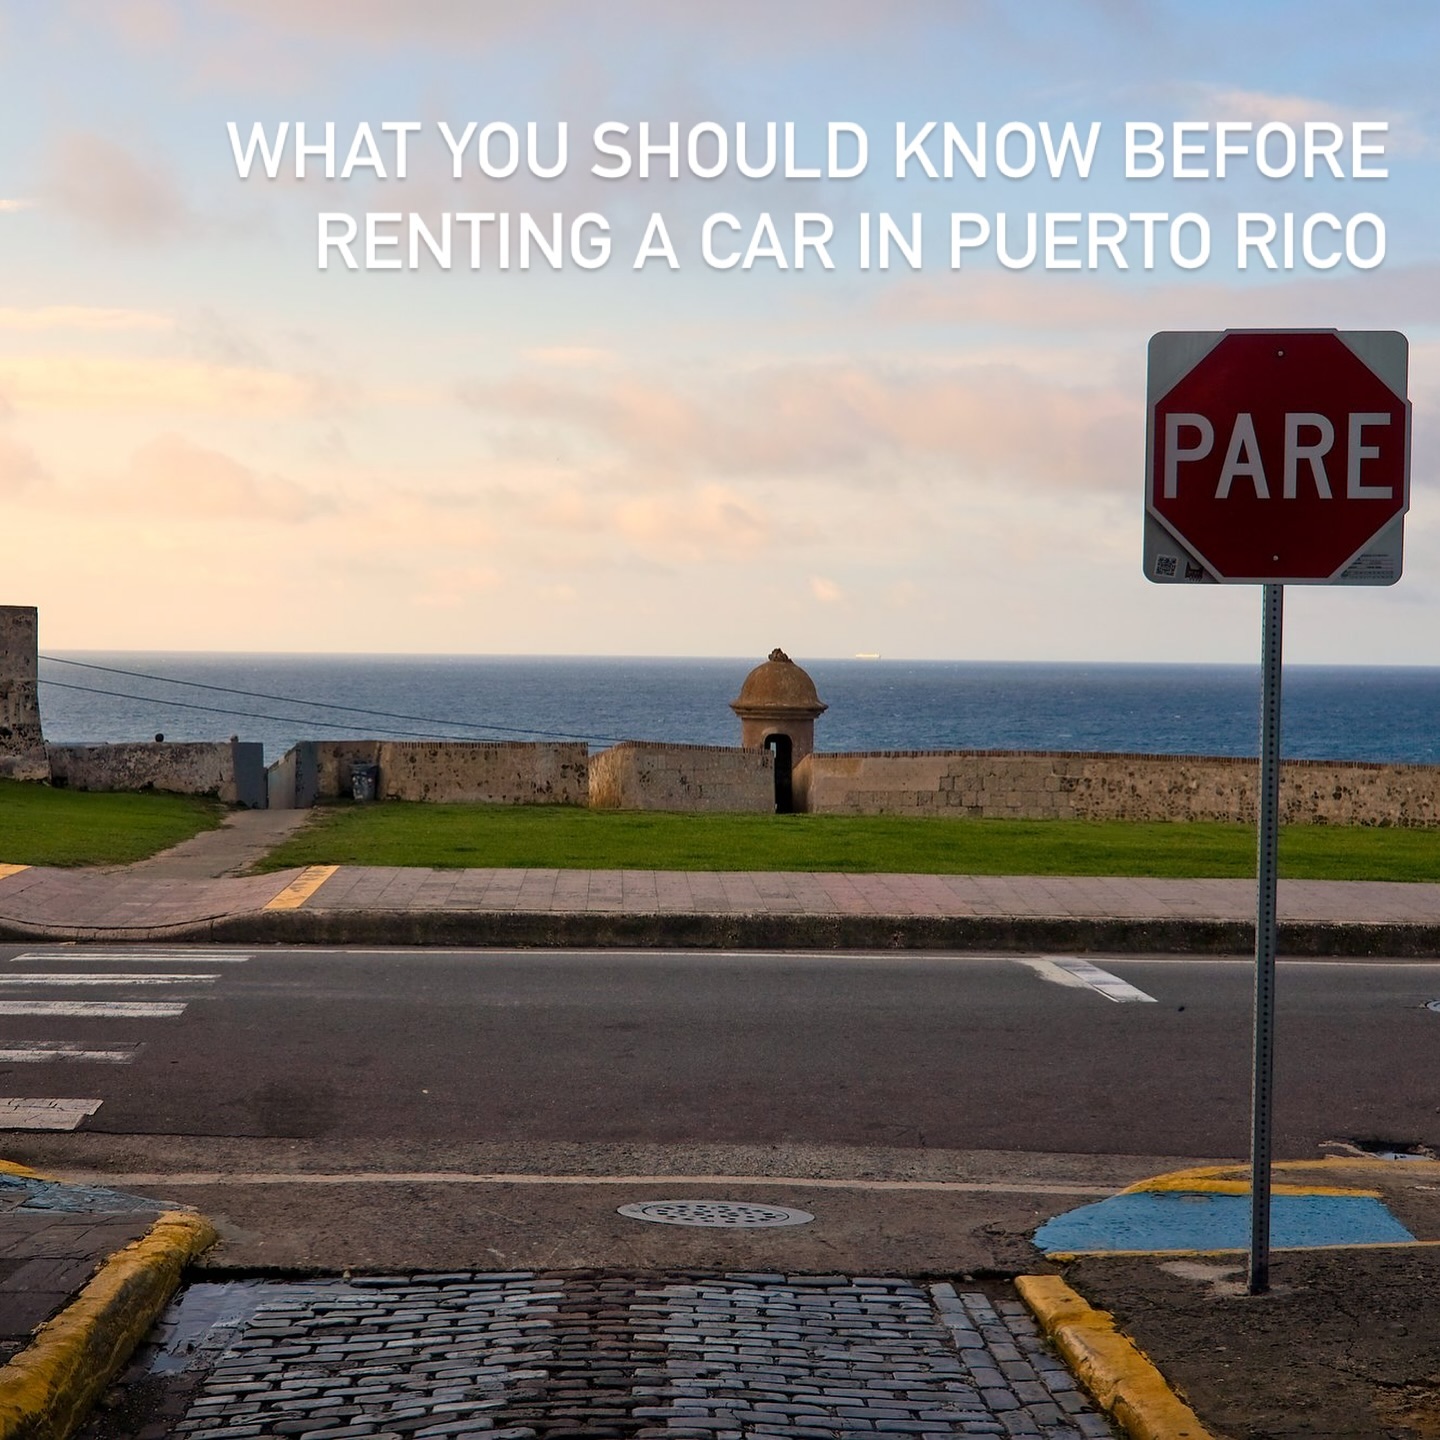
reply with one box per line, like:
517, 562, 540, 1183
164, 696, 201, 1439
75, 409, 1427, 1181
1034, 1190, 1416, 1255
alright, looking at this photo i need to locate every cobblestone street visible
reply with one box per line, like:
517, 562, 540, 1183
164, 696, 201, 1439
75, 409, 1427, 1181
96, 1274, 1115, 1440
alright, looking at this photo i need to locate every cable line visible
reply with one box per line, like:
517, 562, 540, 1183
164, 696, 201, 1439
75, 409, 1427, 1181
38, 678, 601, 745
37, 654, 626, 745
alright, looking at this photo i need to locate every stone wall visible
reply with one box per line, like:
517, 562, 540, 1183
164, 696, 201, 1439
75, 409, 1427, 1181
589, 741, 774, 812
376, 741, 588, 805
310, 741, 384, 800
795, 749, 1440, 827
47, 740, 267, 808
0, 605, 48, 782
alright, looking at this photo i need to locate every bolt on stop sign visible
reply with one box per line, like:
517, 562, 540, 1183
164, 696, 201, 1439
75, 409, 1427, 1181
1144, 330, 1410, 584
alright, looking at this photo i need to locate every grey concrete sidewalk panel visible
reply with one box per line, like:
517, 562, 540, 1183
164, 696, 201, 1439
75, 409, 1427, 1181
3, 863, 1440, 953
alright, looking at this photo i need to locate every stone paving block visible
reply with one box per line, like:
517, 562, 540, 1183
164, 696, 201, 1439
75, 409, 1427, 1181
130, 1272, 1114, 1440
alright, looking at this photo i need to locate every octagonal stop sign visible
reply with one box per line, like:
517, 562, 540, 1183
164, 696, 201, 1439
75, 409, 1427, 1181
1144, 330, 1410, 584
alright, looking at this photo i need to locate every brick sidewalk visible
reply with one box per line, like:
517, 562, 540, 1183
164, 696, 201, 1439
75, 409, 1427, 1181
299, 867, 1440, 924
3, 862, 1440, 944
122, 1272, 1116, 1440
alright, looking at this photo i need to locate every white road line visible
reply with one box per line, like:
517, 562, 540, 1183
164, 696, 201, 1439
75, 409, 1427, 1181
0, 973, 215, 986
1019, 956, 1157, 1004
0, 1097, 102, 1130
0, 1000, 187, 1018
10, 952, 251, 963
0, 1041, 141, 1064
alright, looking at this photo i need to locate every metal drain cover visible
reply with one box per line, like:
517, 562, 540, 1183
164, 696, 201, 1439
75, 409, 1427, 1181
617, 1200, 815, 1228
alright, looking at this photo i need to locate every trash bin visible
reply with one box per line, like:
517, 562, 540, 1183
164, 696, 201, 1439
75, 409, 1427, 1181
351, 763, 380, 802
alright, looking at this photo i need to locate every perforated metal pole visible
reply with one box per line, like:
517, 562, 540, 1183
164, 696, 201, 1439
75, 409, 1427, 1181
1249, 582, 1284, 1296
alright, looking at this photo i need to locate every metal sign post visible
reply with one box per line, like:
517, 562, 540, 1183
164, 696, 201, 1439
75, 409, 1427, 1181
1249, 583, 1284, 1295
1143, 329, 1412, 1300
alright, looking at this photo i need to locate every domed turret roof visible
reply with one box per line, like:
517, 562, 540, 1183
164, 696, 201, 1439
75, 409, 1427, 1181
731, 648, 827, 718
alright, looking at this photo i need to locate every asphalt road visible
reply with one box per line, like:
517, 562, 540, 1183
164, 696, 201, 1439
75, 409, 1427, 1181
1, 944, 1437, 1154
2, 944, 1436, 1271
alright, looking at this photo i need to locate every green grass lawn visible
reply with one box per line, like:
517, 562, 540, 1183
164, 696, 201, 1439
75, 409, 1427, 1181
256, 801, 1440, 882
0, 779, 224, 867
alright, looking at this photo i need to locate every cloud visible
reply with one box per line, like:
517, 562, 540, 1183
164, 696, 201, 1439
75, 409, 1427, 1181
1190, 85, 1428, 157
878, 263, 1440, 333
0, 356, 337, 415
520, 346, 619, 370
0, 199, 36, 214
810, 576, 844, 603
611, 485, 770, 560
0, 307, 171, 333
42, 131, 191, 242
118, 433, 331, 521
96, 0, 183, 50
206, 0, 965, 49
176, 309, 272, 368
0, 436, 49, 494
461, 356, 1135, 494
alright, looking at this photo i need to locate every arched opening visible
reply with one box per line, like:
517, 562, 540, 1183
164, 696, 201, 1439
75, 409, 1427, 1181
764, 732, 794, 814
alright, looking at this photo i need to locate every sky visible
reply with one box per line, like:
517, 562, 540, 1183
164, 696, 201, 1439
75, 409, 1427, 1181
2, 0, 1438, 664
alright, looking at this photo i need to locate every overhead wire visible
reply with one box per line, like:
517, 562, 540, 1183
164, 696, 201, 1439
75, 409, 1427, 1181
37, 655, 631, 746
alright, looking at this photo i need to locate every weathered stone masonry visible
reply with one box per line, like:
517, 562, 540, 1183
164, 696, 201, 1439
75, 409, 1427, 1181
795, 748, 1440, 827
0, 605, 48, 782
376, 741, 589, 805
589, 740, 774, 812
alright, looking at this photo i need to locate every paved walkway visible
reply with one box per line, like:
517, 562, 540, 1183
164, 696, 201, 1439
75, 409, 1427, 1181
123, 1271, 1116, 1439
2, 863, 1440, 949
300, 867, 1440, 922
111, 808, 316, 879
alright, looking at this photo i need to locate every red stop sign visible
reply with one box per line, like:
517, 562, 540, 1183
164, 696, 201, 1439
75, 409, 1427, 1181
1145, 330, 1410, 584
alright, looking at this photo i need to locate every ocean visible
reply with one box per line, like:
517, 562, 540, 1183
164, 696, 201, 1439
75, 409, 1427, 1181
33, 653, 1440, 768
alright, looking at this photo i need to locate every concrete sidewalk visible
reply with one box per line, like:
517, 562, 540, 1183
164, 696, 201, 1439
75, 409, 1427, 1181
1, 1156, 1437, 1440
2, 861, 1440, 952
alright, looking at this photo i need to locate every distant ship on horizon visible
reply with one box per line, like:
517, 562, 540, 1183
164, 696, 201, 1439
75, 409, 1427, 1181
853, 652, 881, 660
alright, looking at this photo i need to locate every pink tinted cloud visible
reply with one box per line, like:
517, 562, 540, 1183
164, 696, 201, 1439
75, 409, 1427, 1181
120, 434, 331, 521
43, 131, 190, 242
879, 264, 1440, 333
461, 358, 1134, 493
207, 0, 965, 49
0, 435, 48, 494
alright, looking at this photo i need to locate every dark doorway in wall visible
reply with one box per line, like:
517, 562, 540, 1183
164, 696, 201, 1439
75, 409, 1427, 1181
765, 733, 794, 814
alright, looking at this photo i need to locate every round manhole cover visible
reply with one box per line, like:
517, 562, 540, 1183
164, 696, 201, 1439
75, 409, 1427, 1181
617, 1200, 815, 1228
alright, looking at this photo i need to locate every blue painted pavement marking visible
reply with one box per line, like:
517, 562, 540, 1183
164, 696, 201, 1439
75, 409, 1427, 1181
1034, 1190, 1416, 1254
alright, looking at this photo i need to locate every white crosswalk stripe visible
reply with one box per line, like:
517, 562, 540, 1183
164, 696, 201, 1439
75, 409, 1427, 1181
0, 973, 216, 986
0, 1000, 188, 1017
1018, 955, 1157, 1003
0, 952, 238, 1127
0, 1097, 102, 1129
10, 950, 251, 963
0, 1041, 142, 1063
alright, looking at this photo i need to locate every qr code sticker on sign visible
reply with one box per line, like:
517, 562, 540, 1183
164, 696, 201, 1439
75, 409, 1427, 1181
1154, 555, 1179, 578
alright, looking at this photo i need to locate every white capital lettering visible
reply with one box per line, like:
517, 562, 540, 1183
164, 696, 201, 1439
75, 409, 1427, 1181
1163, 413, 1214, 499
1283, 413, 1334, 498
1215, 413, 1269, 499
1347, 413, 1393, 498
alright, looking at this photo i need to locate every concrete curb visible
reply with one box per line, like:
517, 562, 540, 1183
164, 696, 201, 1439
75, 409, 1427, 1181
1015, 1275, 1213, 1440
3, 907, 1440, 955
0, 1210, 217, 1440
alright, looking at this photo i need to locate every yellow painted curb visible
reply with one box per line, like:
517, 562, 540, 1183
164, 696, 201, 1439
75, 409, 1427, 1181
263, 864, 338, 911
0, 866, 28, 883
1117, 1155, 1440, 1196
1122, 1175, 1380, 1199
1016, 1275, 1214, 1440
0, 1209, 217, 1440
0, 1161, 47, 1180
